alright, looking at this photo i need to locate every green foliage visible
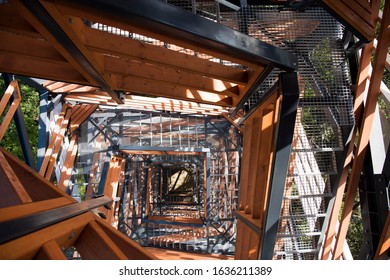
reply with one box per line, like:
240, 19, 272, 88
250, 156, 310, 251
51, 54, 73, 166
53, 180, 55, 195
0, 78, 39, 162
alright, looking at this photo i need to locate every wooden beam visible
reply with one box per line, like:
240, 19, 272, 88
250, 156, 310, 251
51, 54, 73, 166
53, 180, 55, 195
374, 211, 390, 259
0, 31, 67, 65
37, 0, 121, 102
48, 0, 270, 70
0, 80, 21, 141
95, 218, 158, 260
57, 134, 78, 192
322, 0, 375, 40
0, 212, 94, 259
244, 116, 262, 215
0, 151, 32, 204
115, 75, 233, 107
0, 52, 88, 85
39, 105, 71, 179
251, 108, 275, 220
69, 104, 98, 132
321, 41, 375, 260
103, 55, 239, 98
0, 2, 43, 38
238, 121, 252, 211
14, 1, 101, 88
332, 1, 390, 259
75, 220, 128, 260
83, 27, 249, 85
105, 156, 123, 224
34, 239, 67, 260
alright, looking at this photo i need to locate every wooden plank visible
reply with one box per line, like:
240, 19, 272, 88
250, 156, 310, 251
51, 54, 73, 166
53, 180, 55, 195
0, 197, 74, 223
244, 116, 262, 215
0, 151, 32, 203
332, 2, 390, 259
34, 239, 67, 260
0, 212, 94, 259
0, 81, 21, 141
57, 134, 78, 191
0, 30, 68, 64
43, 109, 72, 180
96, 156, 123, 224
37, 2, 119, 98
83, 27, 249, 85
0, 80, 14, 116
85, 151, 103, 200
115, 74, 233, 107
322, 0, 374, 40
248, 230, 260, 260
41, 105, 67, 177
13, 1, 105, 91
238, 121, 253, 211
104, 55, 239, 97
374, 211, 390, 259
339, 0, 373, 27
0, 52, 88, 85
144, 247, 232, 260
95, 218, 158, 260
75, 220, 128, 260
240, 222, 251, 259
52, 0, 262, 70
0, 146, 75, 202
251, 108, 275, 219
0, 165, 25, 208
0, 2, 42, 38
234, 219, 244, 259
70, 104, 98, 132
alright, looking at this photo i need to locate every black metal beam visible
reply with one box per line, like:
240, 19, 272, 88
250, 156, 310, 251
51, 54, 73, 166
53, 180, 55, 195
0, 196, 112, 244
57, 0, 298, 71
259, 72, 300, 260
20, 0, 123, 104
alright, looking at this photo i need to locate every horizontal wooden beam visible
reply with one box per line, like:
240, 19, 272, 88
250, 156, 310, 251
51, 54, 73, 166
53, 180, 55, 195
0, 31, 67, 64
103, 55, 239, 98
83, 26, 250, 85
116, 75, 233, 106
0, 52, 88, 85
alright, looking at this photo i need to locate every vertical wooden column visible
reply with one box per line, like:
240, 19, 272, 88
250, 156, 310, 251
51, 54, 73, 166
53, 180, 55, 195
235, 72, 299, 260
99, 155, 124, 225
57, 134, 78, 192
39, 104, 71, 179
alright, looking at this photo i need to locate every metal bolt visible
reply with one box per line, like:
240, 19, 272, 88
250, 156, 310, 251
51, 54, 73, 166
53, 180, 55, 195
68, 231, 75, 240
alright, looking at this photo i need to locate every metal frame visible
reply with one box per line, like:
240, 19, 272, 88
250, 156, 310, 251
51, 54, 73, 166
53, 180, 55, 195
260, 72, 300, 259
